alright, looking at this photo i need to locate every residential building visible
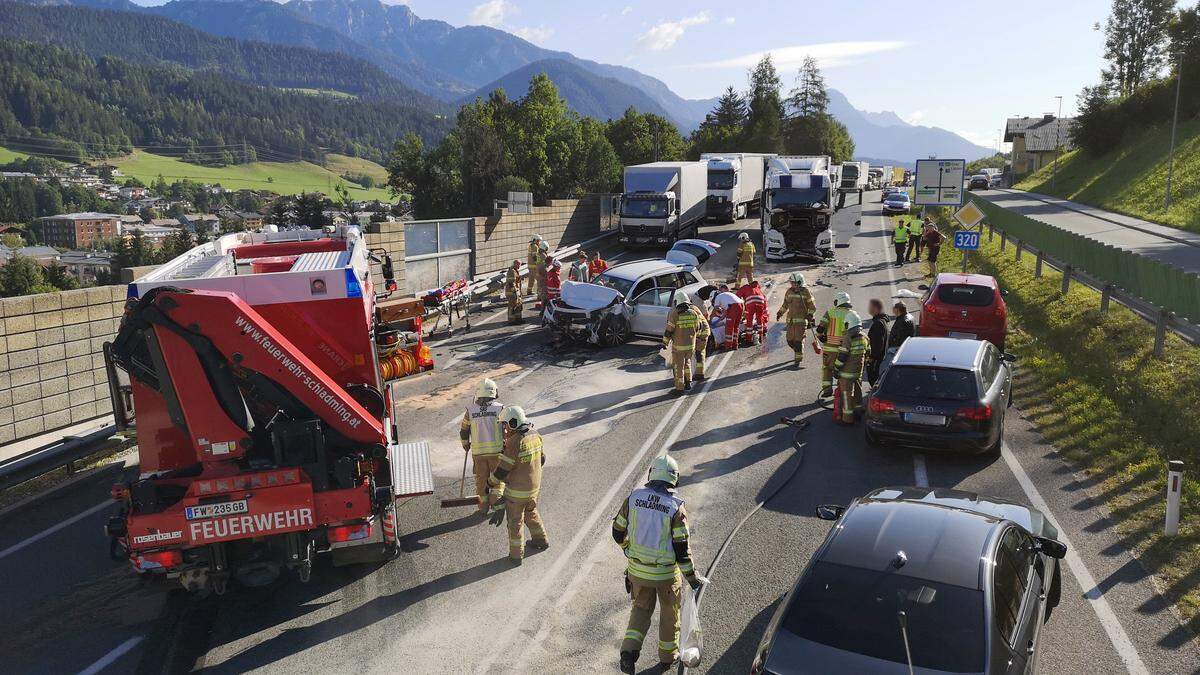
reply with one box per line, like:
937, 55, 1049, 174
124, 224, 181, 248
118, 186, 148, 200
0, 245, 60, 267
33, 212, 121, 248
57, 250, 114, 283
179, 213, 221, 236
1005, 115, 1076, 174
118, 214, 144, 232
1, 171, 38, 181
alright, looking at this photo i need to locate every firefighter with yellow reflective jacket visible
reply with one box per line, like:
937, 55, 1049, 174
613, 455, 707, 674
504, 260, 523, 324
486, 406, 548, 563
459, 379, 505, 515
526, 235, 542, 294
816, 292, 853, 398
735, 232, 755, 286
832, 311, 869, 425
662, 298, 709, 393
775, 272, 816, 367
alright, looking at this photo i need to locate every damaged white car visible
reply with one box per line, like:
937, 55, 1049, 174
542, 240, 719, 346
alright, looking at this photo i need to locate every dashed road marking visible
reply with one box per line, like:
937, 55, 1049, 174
77, 636, 143, 675
1000, 442, 1149, 675
509, 362, 545, 386
912, 454, 928, 487
0, 500, 111, 562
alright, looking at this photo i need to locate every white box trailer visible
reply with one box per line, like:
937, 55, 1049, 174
618, 161, 708, 247
699, 152, 773, 223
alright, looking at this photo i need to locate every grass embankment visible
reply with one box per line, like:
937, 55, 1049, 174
1016, 117, 1200, 233
0, 146, 30, 163
935, 230, 1200, 631
113, 150, 392, 200
324, 153, 389, 185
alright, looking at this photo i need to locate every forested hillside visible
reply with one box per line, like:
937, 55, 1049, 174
0, 2, 446, 109
0, 41, 449, 163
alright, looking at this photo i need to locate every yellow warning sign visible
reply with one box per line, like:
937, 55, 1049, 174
954, 201, 986, 228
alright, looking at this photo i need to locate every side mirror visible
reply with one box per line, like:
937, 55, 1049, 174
1036, 536, 1067, 559
816, 504, 845, 521
1001, 352, 1017, 363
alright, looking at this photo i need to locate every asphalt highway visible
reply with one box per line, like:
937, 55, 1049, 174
0, 191, 1196, 674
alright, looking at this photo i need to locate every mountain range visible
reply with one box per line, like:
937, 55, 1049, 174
5, 0, 992, 164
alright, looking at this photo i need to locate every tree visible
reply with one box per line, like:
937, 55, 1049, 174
783, 114, 856, 163
294, 192, 330, 228
787, 56, 830, 117
711, 86, 748, 128
495, 175, 532, 199
605, 108, 686, 166
44, 263, 78, 291
267, 195, 296, 227
743, 55, 785, 153
1098, 0, 1176, 97
1071, 84, 1126, 152
2, 232, 25, 248
1, 255, 46, 297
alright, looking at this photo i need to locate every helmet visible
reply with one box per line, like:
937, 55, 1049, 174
843, 310, 863, 331
738, 232, 750, 241
648, 454, 679, 486
539, 240, 550, 251
476, 378, 498, 400
833, 291, 851, 307
499, 405, 529, 430
789, 272, 806, 285
531, 234, 543, 243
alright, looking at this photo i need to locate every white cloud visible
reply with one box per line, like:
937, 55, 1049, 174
692, 41, 910, 70
515, 25, 554, 44
634, 11, 711, 52
723, 16, 736, 25
470, 0, 513, 27
620, 5, 633, 15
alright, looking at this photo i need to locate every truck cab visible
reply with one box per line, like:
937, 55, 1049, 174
703, 155, 742, 222
618, 161, 707, 247
761, 156, 836, 262
619, 191, 677, 246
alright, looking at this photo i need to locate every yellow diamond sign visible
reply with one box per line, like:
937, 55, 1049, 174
954, 201, 986, 228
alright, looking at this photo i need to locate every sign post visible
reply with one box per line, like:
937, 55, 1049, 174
952, 201, 985, 273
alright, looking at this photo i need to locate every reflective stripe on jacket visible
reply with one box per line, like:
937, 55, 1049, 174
737, 241, 755, 267
836, 332, 869, 379
665, 304, 708, 352
819, 305, 851, 346
621, 487, 691, 581
462, 401, 504, 455
491, 429, 543, 500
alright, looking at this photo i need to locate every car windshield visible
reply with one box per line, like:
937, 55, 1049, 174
782, 561, 985, 673
937, 284, 995, 307
887, 194, 909, 202
879, 366, 978, 401
621, 198, 669, 218
593, 273, 634, 297
708, 170, 736, 189
770, 187, 828, 207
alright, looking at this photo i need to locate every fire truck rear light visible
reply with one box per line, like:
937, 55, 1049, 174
328, 522, 371, 543
134, 549, 183, 571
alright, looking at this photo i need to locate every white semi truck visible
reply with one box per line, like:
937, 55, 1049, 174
699, 153, 772, 223
617, 161, 708, 247
760, 155, 836, 262
838, 161, 869, 195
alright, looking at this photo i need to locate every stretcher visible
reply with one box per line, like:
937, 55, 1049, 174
422, 278, 473, 336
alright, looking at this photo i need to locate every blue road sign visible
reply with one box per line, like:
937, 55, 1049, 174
954, 230, 981, 250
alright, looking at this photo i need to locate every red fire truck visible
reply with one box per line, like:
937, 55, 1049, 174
104, 226, 434, 594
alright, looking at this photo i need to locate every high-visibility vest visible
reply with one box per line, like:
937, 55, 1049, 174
893, 225, 909, 243
908, 221, 924, 238
822, 305, 850, 346
466, 401, 504, 455
624, 487, 684, 581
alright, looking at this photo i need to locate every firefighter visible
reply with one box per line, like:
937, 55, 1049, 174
816, 291, 853, 398
504, 260, 523, 324
535, 240, 550, 306
775, 273, 816, 367
735, 232, 755, 286
832, 311, 868, 425
459, 379, 505, 515
486, 406, 548, 563
612, 455, 706, 674
526, 235, 542, 294
662, 298, 707, 393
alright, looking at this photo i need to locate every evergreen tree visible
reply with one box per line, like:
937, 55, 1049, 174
743, 55, 785, 153
44, 263, 78, 291
1, 255, 46, 297
712, 86, 748, 128
1098, 0, 1176, 96
787, 57, 830, 117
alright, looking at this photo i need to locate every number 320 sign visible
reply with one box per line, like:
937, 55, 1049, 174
954, 231, 981, 250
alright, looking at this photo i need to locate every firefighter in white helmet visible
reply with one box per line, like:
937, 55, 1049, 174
527, 235, 543, 294
612, 455, 706, 673
734, 232, 755, 287
816, 291, 853, 398
832, 310, 869, 425
486, 406, 548, 563
459, 379, 505, 515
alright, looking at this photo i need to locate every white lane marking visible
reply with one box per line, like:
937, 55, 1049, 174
912, 454, 928, 487
1000, 442, 1149, 675
0, 500, 111, 562
77, 636, 144, 675
476, 350, 737, 674
508, 362, 545, 386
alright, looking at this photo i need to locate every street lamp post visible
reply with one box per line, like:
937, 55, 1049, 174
1052, 96, 1063, 193
1165, 56, 1183, 211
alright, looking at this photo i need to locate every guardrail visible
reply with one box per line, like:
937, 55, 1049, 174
0, 424, 122, 492
971, 204, 1200, 356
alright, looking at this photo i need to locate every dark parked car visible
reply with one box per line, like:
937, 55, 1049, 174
968, 174, 991, 190
920, 273, 1008, 350
751, 487, 1066, 675
866, 337, 1013, 453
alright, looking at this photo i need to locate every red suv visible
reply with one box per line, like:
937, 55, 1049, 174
919, 273, 1007, 350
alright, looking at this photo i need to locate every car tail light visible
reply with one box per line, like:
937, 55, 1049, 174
956, 405, 992, 421
923, 302, 937, 316
134, 549, 183, 571
328, 522, 372, 543
869, 398, 896, 414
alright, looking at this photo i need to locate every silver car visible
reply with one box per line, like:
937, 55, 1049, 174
542, 239, 718, 346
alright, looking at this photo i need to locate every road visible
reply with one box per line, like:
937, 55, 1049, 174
976, 189, 1200, 274
0, 191, 1196, 674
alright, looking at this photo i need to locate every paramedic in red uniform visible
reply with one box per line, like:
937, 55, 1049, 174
545, 258, 562, 303
736, 281, 768, 341
712, 285, 743, 350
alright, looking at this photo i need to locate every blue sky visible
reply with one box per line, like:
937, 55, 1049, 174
405, 0, 1116, 151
